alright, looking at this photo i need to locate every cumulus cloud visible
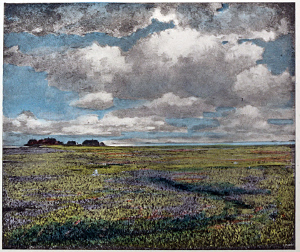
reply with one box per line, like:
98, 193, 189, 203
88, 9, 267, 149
3, 3, 295, 144
4, 23, 292, 109
3, 111, 186, 136
66, 113, 183, 134
146, 93, 201, 107
250, 30, 277, 42
138, 27, 219, 65
233, 65, 294, 106
107, 26, 265, 104
4, 111, 53, 135
4, 43, 131, 94
224, 42, 264, 64
70, 92, 114, 110
83, 43, 131, 79
222, 105, 268, 130
112, 93, 215, 118
5, 25, 266, 107
151, 7, 179, 25
215, 105, 294, 142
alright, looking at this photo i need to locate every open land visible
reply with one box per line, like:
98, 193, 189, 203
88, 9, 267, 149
2, 144, 295, 249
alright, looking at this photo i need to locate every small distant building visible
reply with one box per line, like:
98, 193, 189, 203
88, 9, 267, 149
66, 141, 77, 146
82, 139, 100, 146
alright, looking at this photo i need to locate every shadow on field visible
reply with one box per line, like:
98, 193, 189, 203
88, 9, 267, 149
125, 170, 269, 197
3, 211, 229, 249
147, 177, 270, 196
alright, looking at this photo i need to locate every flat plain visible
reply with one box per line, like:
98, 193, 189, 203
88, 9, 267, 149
2, 144, 295, 249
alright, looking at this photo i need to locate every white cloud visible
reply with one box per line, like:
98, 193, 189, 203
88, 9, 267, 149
3, 112, 52, 134
92, 113, 184, 133
224, 41, 264, 63
112, 93, 215, 118
4, 43, 132, 94
4, 26, 282, 108
215, 104, 294, 142
151, 7, 179, 25
75, 114, 100, 125
146, 92, 200, 108
141, 27, 219, 65
81, 43, 131, 81
3, 3, 295, 145
3, 111, 186, 136
250, 30, 276, 42
4, 21, 292, 112
233, 65, 293, 106
70, 91, 114, 110
237, 105, 260, 118
219, 105, 268, 130
277, 18, 289, 35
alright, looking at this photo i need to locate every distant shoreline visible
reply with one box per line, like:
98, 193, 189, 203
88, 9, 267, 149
3, 141, 295, 149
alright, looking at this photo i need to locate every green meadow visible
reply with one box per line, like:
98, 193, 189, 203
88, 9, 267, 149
3, 144, 295, 249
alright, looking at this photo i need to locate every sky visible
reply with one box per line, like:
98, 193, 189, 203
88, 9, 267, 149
3, 2, 295, 146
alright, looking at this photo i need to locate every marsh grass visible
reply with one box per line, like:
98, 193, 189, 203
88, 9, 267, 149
3, 145, 294, 249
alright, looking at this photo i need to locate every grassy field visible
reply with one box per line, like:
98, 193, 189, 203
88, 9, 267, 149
2, 144, 295, 249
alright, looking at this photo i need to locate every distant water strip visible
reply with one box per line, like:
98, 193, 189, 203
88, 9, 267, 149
133, 141, 295, 147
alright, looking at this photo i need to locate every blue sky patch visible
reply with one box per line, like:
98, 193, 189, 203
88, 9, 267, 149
238, 35, 295, 76
113, 98, 146, 110
203, 107, 236, 118
3, 64, 79, 120
217, 3, 229, 13
4, 19, 175, 53
267, 119, 294, 125
3, 64, 141, 120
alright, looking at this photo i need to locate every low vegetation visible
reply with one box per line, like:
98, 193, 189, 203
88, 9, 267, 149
3, 144, 295, 249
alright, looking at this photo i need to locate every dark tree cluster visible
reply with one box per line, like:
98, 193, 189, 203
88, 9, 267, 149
82, 140, 105, 146
25, 138, 106, 147
24, 138, 63, 146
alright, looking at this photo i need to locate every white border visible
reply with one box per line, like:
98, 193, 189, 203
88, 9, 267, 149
1, 1, 298, 252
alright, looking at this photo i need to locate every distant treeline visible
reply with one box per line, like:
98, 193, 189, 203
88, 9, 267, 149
24, 138, 106, 147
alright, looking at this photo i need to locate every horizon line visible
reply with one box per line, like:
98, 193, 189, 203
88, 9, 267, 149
3, 140, 295, 148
